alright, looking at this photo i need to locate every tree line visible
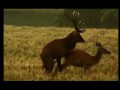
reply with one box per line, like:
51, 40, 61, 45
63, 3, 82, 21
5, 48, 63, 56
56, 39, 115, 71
56, 9, 118, 28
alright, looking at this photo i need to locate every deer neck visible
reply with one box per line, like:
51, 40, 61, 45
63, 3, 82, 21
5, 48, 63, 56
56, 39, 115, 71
63, 34, 76, 50
93, 49, 103, 64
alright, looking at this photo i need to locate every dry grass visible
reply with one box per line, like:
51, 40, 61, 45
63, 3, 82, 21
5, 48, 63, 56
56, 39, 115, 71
4, 25, 118, 81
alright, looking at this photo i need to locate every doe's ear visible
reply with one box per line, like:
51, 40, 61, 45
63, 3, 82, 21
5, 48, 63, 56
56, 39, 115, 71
96, 42, 101, 47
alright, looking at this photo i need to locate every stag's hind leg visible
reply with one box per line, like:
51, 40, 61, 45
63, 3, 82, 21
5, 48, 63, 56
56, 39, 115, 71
54, 58, 62, 75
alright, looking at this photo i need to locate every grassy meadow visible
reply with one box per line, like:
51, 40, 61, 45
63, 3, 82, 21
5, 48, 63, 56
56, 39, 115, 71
4, 25, 118, 81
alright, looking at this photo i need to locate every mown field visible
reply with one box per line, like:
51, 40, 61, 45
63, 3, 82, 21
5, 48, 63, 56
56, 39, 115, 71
4, 25, 118, 81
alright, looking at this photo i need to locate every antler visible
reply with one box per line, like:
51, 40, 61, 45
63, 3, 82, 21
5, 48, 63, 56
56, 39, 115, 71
64, 10, 86, 33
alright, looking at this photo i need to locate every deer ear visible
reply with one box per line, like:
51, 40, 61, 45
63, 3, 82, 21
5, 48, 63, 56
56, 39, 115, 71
96, 42, 101, 47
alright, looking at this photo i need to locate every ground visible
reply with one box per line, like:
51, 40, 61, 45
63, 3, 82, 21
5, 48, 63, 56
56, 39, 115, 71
4, 25, 118, 81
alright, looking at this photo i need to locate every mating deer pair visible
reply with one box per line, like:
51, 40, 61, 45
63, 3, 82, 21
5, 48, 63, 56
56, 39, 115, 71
40, 11, 111, 75
40, 11, 86, 73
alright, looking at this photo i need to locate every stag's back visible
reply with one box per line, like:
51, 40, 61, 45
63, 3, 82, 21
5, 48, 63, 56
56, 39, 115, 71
41, 39, 67, 59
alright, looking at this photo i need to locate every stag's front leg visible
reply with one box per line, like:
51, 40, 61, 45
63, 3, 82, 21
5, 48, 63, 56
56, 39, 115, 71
57, 58, 62, 72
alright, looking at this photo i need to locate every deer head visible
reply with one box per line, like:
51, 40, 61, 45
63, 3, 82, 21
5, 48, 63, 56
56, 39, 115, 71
64, 10, 86, 42
96, 42, 111, 54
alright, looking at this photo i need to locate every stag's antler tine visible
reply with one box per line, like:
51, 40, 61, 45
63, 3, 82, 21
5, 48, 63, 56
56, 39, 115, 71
72, 11, 79, 23
79, 20, 81, 24
74, 11, 77, 21
74, 11, 85, 33
78, 21, 82, 28
77, 21, 86, 33
83, 22, 84, 25
64, 10, 86, 33
77, 28, 86, 33
72, 11, 75, 16
75, 12, 80, 22
71, 11, 76, 23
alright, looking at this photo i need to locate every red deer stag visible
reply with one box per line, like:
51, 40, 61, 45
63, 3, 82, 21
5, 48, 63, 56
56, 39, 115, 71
40, 11, 86, 73
61, 42, 111, 74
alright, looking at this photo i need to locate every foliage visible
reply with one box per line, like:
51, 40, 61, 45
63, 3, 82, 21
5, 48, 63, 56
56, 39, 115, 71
4, 9, 63, 27
100, 9, 118, 28
4, 9, 118, 28
56, 9, 118, 28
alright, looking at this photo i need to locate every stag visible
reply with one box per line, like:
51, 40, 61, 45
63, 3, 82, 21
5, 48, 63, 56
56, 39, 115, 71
61, 42, 111, 74
40, 11, 86, 73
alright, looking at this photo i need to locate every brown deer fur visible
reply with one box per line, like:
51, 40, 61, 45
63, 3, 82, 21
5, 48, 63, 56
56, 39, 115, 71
61, 42, 111, 74
40, 31, 85, 73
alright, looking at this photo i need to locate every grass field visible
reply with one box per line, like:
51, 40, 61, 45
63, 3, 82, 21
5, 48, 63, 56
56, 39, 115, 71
4, 25, 118, 81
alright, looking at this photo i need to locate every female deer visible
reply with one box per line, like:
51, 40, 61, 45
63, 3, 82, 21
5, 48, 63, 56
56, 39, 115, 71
61, 42, 111, 74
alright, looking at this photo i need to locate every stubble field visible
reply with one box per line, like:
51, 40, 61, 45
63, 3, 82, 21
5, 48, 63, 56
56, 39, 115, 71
4, 25, 118, 81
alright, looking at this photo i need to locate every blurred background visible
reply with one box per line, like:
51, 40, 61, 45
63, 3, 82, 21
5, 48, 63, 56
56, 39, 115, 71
4, 9, 118, 28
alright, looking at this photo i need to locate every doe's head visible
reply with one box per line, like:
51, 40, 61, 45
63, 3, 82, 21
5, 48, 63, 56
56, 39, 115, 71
96, 42, 111, 54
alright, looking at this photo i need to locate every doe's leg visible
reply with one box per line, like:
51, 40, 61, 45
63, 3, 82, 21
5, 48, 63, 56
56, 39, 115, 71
61, 61, 70, 72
